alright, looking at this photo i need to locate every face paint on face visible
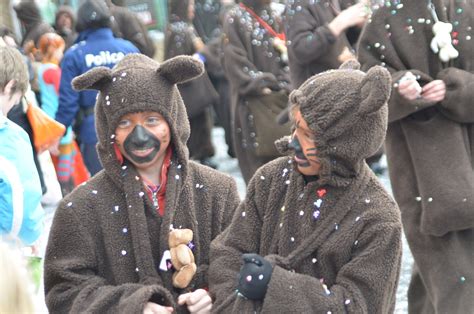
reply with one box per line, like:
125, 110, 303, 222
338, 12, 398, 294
290, 109, 321, 176
289, 135, 311, 167
123, 125, 161, 164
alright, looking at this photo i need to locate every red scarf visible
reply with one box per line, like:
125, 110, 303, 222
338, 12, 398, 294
114, 144, 172, 216
239, 2, 286, 41
142, 147, 172, 216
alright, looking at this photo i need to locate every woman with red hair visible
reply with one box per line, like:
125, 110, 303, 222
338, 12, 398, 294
37, 33, 88, 195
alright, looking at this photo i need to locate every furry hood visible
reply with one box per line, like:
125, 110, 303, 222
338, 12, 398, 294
14, 0, 42, 28
169, 0, 191, 22
55, 5, 76, 29
277, 60, 391, 186
72, 54, 204, 187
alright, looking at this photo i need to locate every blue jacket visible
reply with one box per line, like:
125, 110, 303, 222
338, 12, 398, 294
56, 28, 139, 144
0, 114, 44, 246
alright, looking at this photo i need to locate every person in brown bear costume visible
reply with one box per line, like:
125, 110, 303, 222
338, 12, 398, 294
44, 54, 240, 313
209, 60, 402, 313
222, 0, 291, 183
358, 1, 474, 313
283, 0, 369, 89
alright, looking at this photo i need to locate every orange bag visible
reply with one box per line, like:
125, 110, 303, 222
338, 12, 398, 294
26, 103, 66, 153
72, 140, 90, 186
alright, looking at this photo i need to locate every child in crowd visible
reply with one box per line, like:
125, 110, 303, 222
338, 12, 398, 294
209, 61, 402, 313
0, 45, 44, 247
44, 54, 239, 313
36, 32, 88, 195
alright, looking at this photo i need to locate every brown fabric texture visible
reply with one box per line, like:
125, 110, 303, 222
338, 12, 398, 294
14, 0, 54, 47
200, 35, 235, 156
209, 62, 402, 313
222, 3, 291, 182
109, 4, 156, 58
284, 0, 356, 88
54, 6, 78, 49
164, 17, 216, 160
44, 54, 240, 313
358, 0, 474, 313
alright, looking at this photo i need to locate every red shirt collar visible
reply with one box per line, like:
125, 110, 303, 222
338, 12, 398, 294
114, 143, 173, 216
144, 147, 172, 216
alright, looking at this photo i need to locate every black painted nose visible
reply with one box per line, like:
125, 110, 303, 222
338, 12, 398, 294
289, 135, 302, 152
128, 125, 152, 147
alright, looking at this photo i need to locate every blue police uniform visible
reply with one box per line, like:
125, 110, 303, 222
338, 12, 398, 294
56, 28, 139, 175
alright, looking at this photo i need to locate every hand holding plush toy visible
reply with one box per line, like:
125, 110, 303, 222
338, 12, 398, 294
169, 229, 197, 289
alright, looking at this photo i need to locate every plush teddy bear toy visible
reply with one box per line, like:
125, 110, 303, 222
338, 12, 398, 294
169, 229, 197, 289
430, 21, 459, 62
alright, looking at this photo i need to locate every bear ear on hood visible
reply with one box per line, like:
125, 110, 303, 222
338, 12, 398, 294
339, 59, 361, 71
358, 65, 391, 115
72, 66, 112, 91
158, 55, 204, 85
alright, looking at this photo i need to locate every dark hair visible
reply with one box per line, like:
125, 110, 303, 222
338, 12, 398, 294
168, 0, 190, 22
76, 0, 112, 33
55, 6, 76, 28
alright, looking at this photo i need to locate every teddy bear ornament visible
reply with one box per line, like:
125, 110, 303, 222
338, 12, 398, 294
430, 21, 459, 62
169, 229, 197, 289
427, 1, 459, 62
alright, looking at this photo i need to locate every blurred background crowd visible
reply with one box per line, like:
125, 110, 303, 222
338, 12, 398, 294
0, 0, 472, 312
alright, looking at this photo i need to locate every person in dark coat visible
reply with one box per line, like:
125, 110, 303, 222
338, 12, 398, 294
53, 5, 78, 50
55, 0, 139, 176
199, 2, 236, 158
283, 0, 369, 89
165, 0, 217, 168
209, 60, 402, 313
193, 0, 222, 43
358, 1, 474, 313
44, 54, 240, 313
200, 36, 235, 158
107, 0, 156, 58
222, 0, 291, 183
13, 0, 54, 49
284, 0, 384, 173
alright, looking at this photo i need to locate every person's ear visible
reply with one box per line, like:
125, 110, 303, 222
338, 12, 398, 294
3, 79, 16, 96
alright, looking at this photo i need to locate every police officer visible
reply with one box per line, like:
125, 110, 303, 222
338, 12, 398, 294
56, 0, 139, 175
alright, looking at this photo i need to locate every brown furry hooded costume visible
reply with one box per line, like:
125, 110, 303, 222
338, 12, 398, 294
222, 0, 291, 183
209, 61, 402, 313
44, 54, 240, 313
284, 0, 358, 88
358, 1, 474, 313
164, 0, 217, 163
54, 5, 78, 49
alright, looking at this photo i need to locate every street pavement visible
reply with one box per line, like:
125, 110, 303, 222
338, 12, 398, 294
36, 126, 413, 313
